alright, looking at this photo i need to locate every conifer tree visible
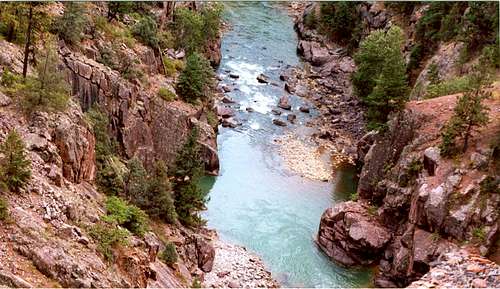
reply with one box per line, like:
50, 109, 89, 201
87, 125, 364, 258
176, 52, 214, 104
0, 130, 31, 192
172, 128, 207, 226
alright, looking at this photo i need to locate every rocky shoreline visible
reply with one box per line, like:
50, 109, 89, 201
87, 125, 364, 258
204, 238, 279, 288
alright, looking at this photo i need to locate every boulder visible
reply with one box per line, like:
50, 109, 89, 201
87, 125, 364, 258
256, 73, 269, 84
221, 96, 235, 104
229, 73, 239, 79
196, 237, 215, 272
299, 106, 310, 113
0, 91, 11, 107
287, 114, 297, 123
272, 119, 287, 127
316, 201, 391, 266
271, 109, 281, 115
470, 152, 488, 169
278, 95, 291, 110
216, 106, 235, 118
221, 118, 239, 128
423, 147, 441, 176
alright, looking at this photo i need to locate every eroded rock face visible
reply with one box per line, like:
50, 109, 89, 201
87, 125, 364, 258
316, 201, 391, 266
60, 48, 218, 172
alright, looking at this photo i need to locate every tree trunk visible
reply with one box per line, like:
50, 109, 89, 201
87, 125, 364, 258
22, 5, 33, 79
462, 123, 472, 153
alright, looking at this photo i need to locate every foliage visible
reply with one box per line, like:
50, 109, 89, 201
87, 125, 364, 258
0, 68, 20, 88
206, 110, 218, 128
132, 16, 158, 48
0, 130, 31, 192
107, 1, 134, 21
54, 2, 88, 46
192, 278, 202, 288
173, 4, 223, 54
472, 227, 486, 242
88, 222, 129, 261
177, 52, 214, 104
172, 128, 207, 227
145, 161, 177, 224
17, 40, 70, 113
349, 192, 358, 202
159, 242, 178, 266
439, 73, 490, 157
479, 176, 500, 195
86, 105, 124, 195
461, 2, 499, 52
425, 75, 473, 99
427, 62, 440, 85
163, 57, 184, 77
103, 196, 148, 236
158, 87, 177, 102
125, 157, 148, 200
352, 26, 408, 128
303, 9, 317, 29
319, 2, 360, 46
93, 16, 135, 48
0, 197, 8, 221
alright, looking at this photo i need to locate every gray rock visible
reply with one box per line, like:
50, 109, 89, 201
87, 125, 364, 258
470, 152, 488, 169
256, 73, 269, 84
0, 91, 11, 107
278, 95, 291, 110
287, 114, 296, 123
424, 146, 441, 176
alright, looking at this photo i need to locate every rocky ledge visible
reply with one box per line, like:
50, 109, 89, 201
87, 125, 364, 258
408, 249, 500, 288
204, 238, 278, 288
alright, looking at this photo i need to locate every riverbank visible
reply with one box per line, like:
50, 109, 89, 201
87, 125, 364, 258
204, 237, 279, 288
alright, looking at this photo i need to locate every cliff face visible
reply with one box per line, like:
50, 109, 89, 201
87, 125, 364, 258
0, 2, 222, 285
317, 93, 500, 287
293, 2, 499, 287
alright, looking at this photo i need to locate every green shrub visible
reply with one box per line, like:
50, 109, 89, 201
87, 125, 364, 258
103, 196, 148, 236
98, 155, 126, 195
472, 227, 486, 242
54, 2, 88, 46
479, 176, 500, 195
89, 222, 129, 261
176, 52, 214, 104
206, 110, 218, 128
0, 130, 31, 192
163, 57, 184, 77
158, 87, 177, 102
132, 16, 159, 48
304, 10, 317, 29
425, 76, 473, 99
427, 62, 440, 85
192, 278, 202, 288
0, 197, 8, 221
159, 242, 178, 266
0, 68, 20, 88
349, 192, 358, 202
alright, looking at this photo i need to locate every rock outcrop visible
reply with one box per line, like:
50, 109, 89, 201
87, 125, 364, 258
59, 45, 219, 173
316, 201, 391, 266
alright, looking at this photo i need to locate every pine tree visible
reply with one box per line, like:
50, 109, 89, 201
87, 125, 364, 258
0, 130, 31, 192
440, 70, 490, 156
177, 52, 214, 104
55, 2, 88, 46
172, 128, 207, 226
125, 157, 148, 201
352, 26, 409, 128
147, 161, 177, 224
19, 38, 70, 113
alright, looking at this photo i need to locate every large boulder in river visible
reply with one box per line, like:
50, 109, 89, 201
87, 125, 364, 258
316, 201, 391, 266
297, 41, 331, 66
278, 95, 291, 110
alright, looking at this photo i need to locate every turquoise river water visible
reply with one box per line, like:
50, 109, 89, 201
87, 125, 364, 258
203, 3, 372, 287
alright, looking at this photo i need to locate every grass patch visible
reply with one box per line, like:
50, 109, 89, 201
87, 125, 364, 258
158, 87, 177, 102
425, 75, 473, 99
88, 222, 129, 262
159, 242, 178, 266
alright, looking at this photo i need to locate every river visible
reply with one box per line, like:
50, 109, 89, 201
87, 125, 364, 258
203, 2, 372, 287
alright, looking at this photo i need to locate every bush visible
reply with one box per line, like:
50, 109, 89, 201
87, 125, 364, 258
163, 57, 184, 77
103, 196, 148, 236
176, 52, 214, 104
0, 197, 8, 221
54, 2, 88, 46
352, 26, 409, 128
17, 40, 69, 113
0, 130, 31, 192
159, 242, 178, 266
427, 62, 440, 85
206, 110, 218, 128
89, 222, 129, 261
125, 157, 148, 197
1, 68, 20, 88
158, 87, 177, 102
425, 76, 473, 99
132, 16, 159, 48
98, 155, 127, 196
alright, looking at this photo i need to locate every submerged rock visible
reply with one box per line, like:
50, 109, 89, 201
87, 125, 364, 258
273, 119, 287, 127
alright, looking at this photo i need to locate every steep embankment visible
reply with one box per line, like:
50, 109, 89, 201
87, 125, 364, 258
291, 1, 500, 287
